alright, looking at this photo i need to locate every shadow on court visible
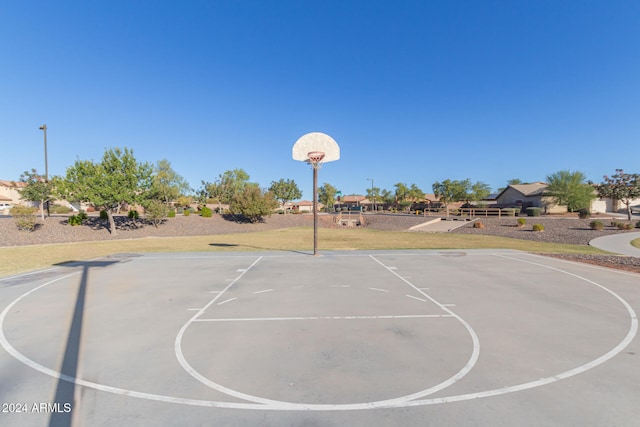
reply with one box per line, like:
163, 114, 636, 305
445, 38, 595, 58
209, 243, 310, 255
48, 260, 118, 427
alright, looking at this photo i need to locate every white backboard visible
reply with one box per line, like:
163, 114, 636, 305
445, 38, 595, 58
292, 132, 340, 163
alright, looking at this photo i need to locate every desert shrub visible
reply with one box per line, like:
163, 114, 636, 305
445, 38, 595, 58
473, 221, 484, 229
589, 220, 604, 230
532, 223, 545, 232
168, 209, 176, 218
145, 200, 168, 228
517, 218, 526, 227
578, 208, 590, 219
100, 210, 108, 220
636, 221, 640, 229
611, 220, 623, 228
501, 208, 516, 217
526, 207, 542, 217
618, 222, 634, 230
68, 215, 83, 226
77, 212, 88, 221
183, 208, 191, 216
10, 205, 37, 231
49, 204, 72, 214
229, 185, 279, 223
200, 206, 213, 218
128, 210, 139, 219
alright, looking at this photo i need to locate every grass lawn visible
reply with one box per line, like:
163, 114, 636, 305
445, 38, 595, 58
0, 227, 608, 278
632, 238, 640, 249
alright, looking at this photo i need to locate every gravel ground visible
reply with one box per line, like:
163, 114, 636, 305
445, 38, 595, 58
1, 213, 638, 274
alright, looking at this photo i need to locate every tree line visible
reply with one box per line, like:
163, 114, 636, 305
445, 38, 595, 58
15, 147, 640, 236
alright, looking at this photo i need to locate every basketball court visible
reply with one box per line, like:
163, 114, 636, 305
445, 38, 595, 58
1, 249, 639, 426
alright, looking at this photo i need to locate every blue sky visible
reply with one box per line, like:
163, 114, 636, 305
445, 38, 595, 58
2, 1, 639, 199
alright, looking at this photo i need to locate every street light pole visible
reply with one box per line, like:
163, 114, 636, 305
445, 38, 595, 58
367, 178, 375, 212
39, 124, 48, 181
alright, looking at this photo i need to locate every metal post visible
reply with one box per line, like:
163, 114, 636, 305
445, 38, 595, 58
39, 124, 48, 181
367, 178, 375, 212
313, 165, 319, 256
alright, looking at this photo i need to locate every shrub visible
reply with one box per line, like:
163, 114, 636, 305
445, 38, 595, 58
168, 209, 176, 218
473, 221, 484, 229
68, 215, 83, 226
618, 222, 634, 230
200, 206, 213, 218
517, 218, 526, 227
526, 207, 542, 217
10, 205, 37, 231
589, 220, 604, 230
49, 204, 72, 214
145, 200, 168, 228
78, 211, 88, 221
128, 209, 139, 219
578, 208, 590, 219
636, 221, 640, 229
501, 208, 516, 217
532, 223, 545, 232
183, 208, 191, 216
100, 210, 108, 220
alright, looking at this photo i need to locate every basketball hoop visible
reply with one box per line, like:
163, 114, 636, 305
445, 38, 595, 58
307, 151, 325, 169
292, 132, 340, 256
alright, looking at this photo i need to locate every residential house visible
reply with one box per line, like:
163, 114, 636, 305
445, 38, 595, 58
292, 200, 324, 213
494, 182, 609, 214
0, 180, 24, 210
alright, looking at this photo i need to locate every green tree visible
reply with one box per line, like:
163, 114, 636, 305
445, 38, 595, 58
17, 168, 52, 220
394, 183, 411, 211
151, 159, 190, 205
546, 170, 596, 212
229, 185, 278, 222
269, 178, 302, 214
144, 199, 169, 228
408, 184, 425, 202
203, 169, 254, 204
319, 183, 338, 212
432, 179, 468, 215
379, 189, 395, 206
597, 169, 640, 220
468, 181, 492, 204
56, 147, 153, 235
365, 186, 381, 211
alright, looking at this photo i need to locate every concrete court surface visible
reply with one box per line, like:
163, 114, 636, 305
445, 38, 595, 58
0, 249, 639, 427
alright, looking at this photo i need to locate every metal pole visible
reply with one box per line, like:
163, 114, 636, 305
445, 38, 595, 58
313, 165, 319, 256
39, 124, 48, 181
367, 178, 375, 212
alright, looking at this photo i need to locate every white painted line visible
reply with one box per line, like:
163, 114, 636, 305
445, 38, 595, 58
194, 314, 452, 322
253, 289, 274, 294
2, 252, 636, 411
369, 255, 481, 402
442, 304, 456, 307
187, 308, 201, 311
330, 284, 350, 288
237, 269, 247, 272
217, 297, 237, 306
368, 287, 389, 293
419, 288, 430, 290
406, 294, 426, 302
209, 290, 222, 294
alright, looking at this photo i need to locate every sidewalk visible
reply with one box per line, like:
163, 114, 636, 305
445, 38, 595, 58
589, 232, 640, 257
409, 217, 474, 232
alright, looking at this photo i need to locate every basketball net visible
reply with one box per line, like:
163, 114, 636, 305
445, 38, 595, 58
307, 151, 325, 169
